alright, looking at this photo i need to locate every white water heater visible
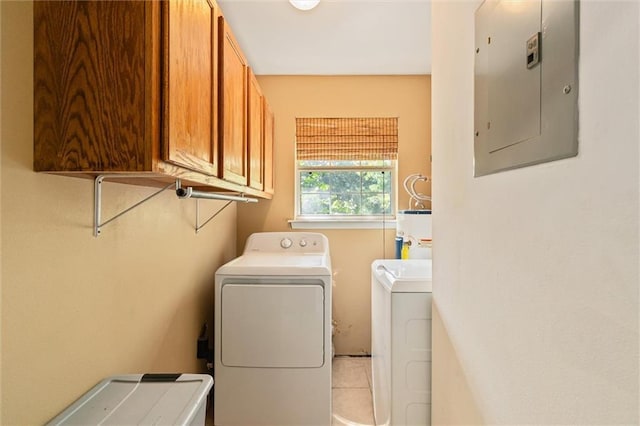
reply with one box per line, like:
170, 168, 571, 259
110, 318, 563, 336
396, 210, 432, 259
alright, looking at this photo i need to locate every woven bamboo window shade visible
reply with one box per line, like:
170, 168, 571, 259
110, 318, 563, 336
295, 117, 398, 161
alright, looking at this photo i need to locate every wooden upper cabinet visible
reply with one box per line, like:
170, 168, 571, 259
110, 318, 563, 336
247, 69, 264, 191
263, 99, 275, 195
219, 16, 248, 186
34, 1, 151, 172
163, 0, 218, 176
33, 0, 273, 198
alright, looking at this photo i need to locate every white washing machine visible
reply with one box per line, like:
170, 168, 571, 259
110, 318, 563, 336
214, 232, 332, 426
371, 259, 432, 426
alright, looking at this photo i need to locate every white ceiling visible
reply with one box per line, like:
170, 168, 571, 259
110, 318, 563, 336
216, 0, 432, 76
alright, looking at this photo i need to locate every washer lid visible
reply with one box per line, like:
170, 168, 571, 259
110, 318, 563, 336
217, 253, 332, 276
372, 259, 432, 293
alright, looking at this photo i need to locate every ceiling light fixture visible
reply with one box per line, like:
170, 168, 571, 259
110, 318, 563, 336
289, 0, 320, 11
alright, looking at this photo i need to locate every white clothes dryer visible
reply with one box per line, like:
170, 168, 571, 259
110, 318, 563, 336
214, 232, 332, 426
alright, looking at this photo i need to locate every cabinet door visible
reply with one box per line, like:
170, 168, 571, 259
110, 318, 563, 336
219, 16, 248, 185
263, 99, 275, 195
163, 0, 218, 176
34, 1, 150, 172
247, 69, 264, 190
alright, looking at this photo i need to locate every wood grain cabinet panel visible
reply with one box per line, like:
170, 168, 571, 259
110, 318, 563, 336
164, 0, 218, 176
34, 0, 273, 198
263, 99, 275, 195
34, 1, 150, 172
219, 16, 248, 186
247, 68, 264, 191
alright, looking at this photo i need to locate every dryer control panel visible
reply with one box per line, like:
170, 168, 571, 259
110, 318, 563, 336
244, 232, 328, 254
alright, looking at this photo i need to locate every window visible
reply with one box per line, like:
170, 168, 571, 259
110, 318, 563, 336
297, 160, 395, 216
294, 117, 398, 225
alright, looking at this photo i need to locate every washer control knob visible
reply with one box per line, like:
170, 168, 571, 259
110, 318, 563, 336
280, 238, 293, 249
299, 239, 308, 247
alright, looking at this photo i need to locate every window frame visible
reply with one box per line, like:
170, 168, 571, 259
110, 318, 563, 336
294, 160, 398, 224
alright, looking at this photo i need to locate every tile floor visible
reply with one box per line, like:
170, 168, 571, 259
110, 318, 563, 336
332, 356, 375, 426
206, 356, 375, 426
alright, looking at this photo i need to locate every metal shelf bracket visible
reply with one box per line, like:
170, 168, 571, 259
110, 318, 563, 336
194, 199, 234, 234
92, 176, 260, 236
94, 174, 175, 237
175, 179, 259, 234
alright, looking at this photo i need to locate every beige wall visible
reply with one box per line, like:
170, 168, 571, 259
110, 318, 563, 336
0, 1, 3, 422
432, 1, 639, 424
237, 75, 431, 355
1, 2, 237, 424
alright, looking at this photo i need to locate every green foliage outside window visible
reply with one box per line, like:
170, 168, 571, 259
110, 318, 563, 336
298, 160, 394, 216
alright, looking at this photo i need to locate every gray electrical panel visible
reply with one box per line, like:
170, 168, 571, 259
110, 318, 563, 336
474, 0, 579, 176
